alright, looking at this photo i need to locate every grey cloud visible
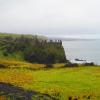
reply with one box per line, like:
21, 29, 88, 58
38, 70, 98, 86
0, 0, 100, 38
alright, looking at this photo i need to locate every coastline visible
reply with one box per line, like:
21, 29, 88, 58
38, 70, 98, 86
62, 39, 100, 65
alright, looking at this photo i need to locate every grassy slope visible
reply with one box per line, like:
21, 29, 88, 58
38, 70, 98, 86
0, 33, 33, 38
0, 33, 33, 61
0, 33, 100, 99
0, 32, 47, 39
0, 33, 45, 61
0, 63, 100, 100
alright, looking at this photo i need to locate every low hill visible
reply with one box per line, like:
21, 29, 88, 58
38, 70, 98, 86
0, 32, 47, 39
0, 33, 67, 64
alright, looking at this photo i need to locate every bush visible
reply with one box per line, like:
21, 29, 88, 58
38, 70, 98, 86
83, 62, 95, 66
64, 63, 79, 67
0, 64, 7, 68
45, 64, 53, 68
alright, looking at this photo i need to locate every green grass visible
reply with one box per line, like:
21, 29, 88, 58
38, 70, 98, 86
0, 65, 100, 100
0, 33, 33, 38
0, 32, 47, 39
26, 67, 100, 100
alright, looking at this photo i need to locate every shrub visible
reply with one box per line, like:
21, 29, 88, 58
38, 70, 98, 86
83, 62, 95, 66
0, 64, 7, 68
64, 63, 79, 67
45, 64, 53, 68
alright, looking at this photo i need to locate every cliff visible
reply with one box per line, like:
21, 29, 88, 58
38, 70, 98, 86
0, 33, 67, 64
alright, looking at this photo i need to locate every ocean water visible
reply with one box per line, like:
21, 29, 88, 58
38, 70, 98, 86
62, 40, 100, 65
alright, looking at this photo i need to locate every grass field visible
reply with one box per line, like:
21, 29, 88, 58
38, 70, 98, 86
0, 33, 33, 38
0, 60, 100, 100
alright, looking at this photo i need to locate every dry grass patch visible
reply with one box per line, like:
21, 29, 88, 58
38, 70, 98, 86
0, 69, 34, 87
0, 59, 45, 70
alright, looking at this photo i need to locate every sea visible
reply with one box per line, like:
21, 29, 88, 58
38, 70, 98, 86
62, 39, 100, 65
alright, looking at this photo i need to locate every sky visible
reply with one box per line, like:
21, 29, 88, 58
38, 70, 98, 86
0, 0, 100, 39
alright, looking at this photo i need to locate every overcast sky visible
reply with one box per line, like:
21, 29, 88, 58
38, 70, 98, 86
0, 0, 100, 38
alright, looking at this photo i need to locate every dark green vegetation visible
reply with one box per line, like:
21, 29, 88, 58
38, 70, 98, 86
0, 33, 66, 64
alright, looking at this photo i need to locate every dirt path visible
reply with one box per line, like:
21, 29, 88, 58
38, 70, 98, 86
0, 82, 57, 100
